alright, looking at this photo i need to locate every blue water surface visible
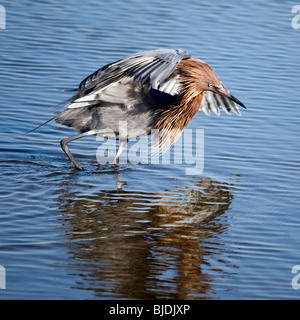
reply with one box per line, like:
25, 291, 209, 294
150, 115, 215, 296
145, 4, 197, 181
0, 0, 300, 299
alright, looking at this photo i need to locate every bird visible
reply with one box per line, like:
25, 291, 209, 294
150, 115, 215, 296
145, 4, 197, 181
51, 49, 246, 170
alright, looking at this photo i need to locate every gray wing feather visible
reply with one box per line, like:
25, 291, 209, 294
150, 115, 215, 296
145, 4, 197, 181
201, 91, 241, 116
201, 95, 210, 116
138, 61, 164, 84
77, 49, 190, 97
78, 63, 125, 95
215, 94, 231, 115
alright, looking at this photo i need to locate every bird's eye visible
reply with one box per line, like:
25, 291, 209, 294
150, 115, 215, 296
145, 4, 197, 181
208, 83, 213, 88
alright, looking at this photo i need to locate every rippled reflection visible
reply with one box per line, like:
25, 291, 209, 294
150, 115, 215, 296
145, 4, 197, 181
56, 173, 234, 299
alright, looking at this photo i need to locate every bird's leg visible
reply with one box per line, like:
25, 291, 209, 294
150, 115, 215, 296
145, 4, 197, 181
60, 130, 98, 170
112, 140, 127, 165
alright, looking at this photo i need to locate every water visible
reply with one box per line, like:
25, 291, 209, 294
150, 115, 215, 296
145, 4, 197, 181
0, 0, 300, 299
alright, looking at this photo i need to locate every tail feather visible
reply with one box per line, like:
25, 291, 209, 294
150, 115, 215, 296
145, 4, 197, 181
25, 94, 76, 134
25, 115, 56, 134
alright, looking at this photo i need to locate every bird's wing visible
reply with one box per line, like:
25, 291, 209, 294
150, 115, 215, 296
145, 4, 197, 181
68, 49, 191, 109
117, 49, 191, 89
201, 90, 242, 116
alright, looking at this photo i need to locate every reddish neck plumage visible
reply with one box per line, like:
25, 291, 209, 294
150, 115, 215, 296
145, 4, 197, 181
153, 59, 207, 151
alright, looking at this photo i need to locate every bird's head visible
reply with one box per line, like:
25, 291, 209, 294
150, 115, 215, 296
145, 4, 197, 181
207, 80, 246, 109
179, 59, 246, 109
200, 62, 246, 109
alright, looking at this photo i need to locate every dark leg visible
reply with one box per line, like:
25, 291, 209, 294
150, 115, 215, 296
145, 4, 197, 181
60, 130, 97, 170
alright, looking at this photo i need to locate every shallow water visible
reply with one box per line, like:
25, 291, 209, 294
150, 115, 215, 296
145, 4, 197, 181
0, 0, 300, 299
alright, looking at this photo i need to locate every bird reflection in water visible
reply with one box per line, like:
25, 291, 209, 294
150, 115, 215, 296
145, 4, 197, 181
57, 174, 234, 299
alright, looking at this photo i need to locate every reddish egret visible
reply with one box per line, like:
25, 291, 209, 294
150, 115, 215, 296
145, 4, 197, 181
53, 49, 245, 169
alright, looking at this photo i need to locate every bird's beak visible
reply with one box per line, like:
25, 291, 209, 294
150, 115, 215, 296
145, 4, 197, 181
214, 85, 246, 109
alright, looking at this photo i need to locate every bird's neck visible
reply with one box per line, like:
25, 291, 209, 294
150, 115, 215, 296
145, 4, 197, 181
152, 91, 203, 151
